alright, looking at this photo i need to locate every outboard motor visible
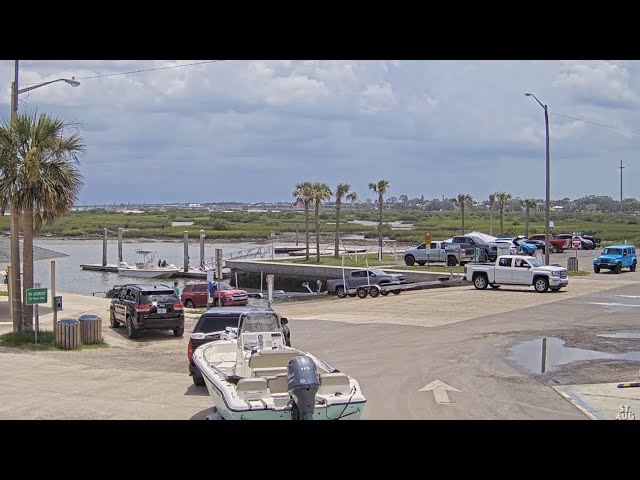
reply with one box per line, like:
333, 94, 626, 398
287, 355, 319, 420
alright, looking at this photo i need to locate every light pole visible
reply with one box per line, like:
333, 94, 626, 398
525, 92, 550, 266
8, 60, 80, 327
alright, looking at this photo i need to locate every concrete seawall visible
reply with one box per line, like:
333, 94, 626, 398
225, 260, 454, 293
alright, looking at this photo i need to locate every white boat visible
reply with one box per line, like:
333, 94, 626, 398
117, 250, 181, 279
193, 309, 367, 420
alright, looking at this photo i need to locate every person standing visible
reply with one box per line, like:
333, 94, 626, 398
173, 281, 180, 297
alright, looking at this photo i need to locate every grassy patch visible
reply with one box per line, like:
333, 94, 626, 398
0, 290, 7, 297
568, 270, 590, 276
0, 330, 108, 351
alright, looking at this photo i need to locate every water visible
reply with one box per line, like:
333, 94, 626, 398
598, 331, 640, 339
507, 337, 640, 374
29, 239, 271, 296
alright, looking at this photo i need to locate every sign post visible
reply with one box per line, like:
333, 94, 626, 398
267, 274, 274, 307
26, 285, 47, 344
572, 235, 581, 258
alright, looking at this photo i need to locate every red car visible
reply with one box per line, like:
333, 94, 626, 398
181, 282, 249, 308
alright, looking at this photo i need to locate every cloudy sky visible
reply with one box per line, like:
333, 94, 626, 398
1, 60, 638, 205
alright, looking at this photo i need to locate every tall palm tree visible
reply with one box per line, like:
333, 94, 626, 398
488, 193, 496, 235
311, 182, 332, 262
521, 199, 538, 238
368, 179, 390, 260
333, 183, 357, 257
0, 111, 85, 331
453, 194, 474, 235
496, 192, 512, 236
292, 181, 314, 260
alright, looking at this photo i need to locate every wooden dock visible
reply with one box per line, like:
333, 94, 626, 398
79, 264, 228, 280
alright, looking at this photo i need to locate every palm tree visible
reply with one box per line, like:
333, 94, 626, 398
453, 194, 474, 235
0, 111, 85, 331
488, 193, 496, 235
496, 192, 512, 236
521, 199, 538, 238
292, 181, 314, 260
333, 183, 357, 257
368, 179, 390, 260
311, 182, 332, 262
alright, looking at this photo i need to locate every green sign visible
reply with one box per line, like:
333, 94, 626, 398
26, 288, 48, 305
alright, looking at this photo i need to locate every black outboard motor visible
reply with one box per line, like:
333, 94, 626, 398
287, 355, 319, 420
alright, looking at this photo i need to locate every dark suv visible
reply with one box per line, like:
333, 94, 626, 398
110, 284, 185, 339
188, 306, 290, 386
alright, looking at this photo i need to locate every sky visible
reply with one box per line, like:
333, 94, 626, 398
1, 60, 639, 205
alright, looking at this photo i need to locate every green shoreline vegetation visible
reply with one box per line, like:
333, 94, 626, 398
1, 208, 638, 246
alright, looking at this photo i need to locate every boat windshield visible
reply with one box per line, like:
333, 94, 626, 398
528, 257, 545, 267
240, 312, 280, 333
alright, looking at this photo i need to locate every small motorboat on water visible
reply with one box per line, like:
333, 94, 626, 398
118, 250, 180, 279
192, 309, 367, 420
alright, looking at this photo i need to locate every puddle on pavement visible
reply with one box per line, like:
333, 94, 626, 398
507, 337, 640, 374
598, 331, 640, 339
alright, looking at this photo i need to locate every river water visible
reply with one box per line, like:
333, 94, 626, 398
29, 239, 278, 296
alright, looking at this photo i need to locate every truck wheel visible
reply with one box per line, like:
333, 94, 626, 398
357, 288, 368, 299
534, 277, 549, 293
110, 310, 119, 328
631, 262, 637, 272
551, 245, 559, 253
594, 265, 600, 273
184, 299, 195, 308
447, 255, 457, 267
369, 287, 380, 298
404, 255, 415, 266
473, 274, 488, 290
615, 263, 622, 274
335, 286, 347, 299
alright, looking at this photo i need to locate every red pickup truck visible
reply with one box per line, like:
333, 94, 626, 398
526, 234, 569, 253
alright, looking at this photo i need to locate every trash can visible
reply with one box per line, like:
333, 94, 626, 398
79, 314, 103, 344
567, 257, 579, 272
56, 318, 80, 350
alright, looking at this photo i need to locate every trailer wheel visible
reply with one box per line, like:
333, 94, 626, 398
369, 287, 380, 298
391, 289, 401, 295
356, 287, 368, 299
380, 290, 389, 296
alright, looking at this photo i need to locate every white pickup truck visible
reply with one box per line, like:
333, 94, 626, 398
465, 255, 568, 292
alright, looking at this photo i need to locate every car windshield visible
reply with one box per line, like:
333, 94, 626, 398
216, 282, 232, 290
141, 290, 178, 304
528, 257, 545, 267
369, 269, 386, 276
196, 314, 241, 334
603, 248, 622, 255
240, 312, 280, 333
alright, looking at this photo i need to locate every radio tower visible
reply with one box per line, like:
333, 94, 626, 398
619, 159, 625, 212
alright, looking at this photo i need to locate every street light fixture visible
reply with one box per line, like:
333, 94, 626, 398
525, 92, 551, 266
7, 60, 80, 326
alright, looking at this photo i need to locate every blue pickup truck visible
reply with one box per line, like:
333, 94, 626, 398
593, 245, 637, 274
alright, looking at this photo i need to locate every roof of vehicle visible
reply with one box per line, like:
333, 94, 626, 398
604, 245, 636, 249
200, 305, 274, 316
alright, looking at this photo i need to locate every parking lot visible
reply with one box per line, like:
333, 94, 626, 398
1, 253, 639, 420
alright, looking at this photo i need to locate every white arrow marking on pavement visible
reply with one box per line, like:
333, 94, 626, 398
615, 295, 640, 299
590, 302, 640, 308
419, 380, 461, 404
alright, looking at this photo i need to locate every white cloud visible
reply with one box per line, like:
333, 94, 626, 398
2, 59, 640, 204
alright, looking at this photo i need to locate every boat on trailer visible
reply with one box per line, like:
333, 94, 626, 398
192, 309, 366, 420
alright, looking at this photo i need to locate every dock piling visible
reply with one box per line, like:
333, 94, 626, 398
117, 228, 123, 263
200, 230, 205, 269
183, 231, 189, 273
102, 228, 107, 267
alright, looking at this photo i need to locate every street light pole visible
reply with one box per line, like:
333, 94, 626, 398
7, 60, 80, 330
525, 92, 551, 266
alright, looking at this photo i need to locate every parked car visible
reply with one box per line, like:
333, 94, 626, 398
326, 268, 406, 298
526, 234, 569, 253
110, 284, 185, 338
187, 306, 290, 386
404, 241, 473, 266
451, 235, 498, 262
105, 283, 141, 298
593, 245, 637, 273
181, 281, 249, 308
465, 254, 568, 292
575, 232, 602, 248
556, 233, 594, 250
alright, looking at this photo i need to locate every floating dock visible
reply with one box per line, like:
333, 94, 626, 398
79, 264, 229, 280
